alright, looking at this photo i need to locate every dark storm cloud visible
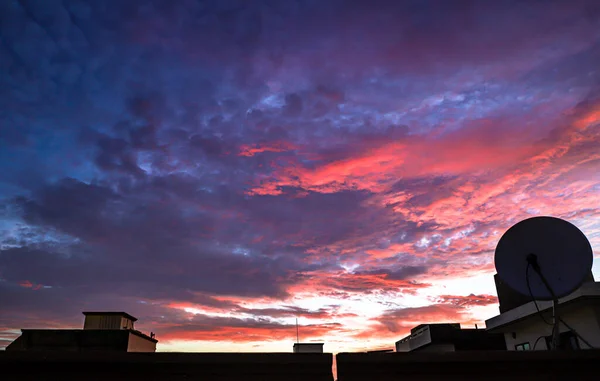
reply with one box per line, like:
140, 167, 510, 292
4, 175, 304, 301
0, 244, 294, 299
16, 178, 118, 238
5, 168, 398, 303
241, 189, 390, 246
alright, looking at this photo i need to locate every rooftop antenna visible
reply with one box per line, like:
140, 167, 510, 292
494, 216, 593, 350
296, 318, 299, 344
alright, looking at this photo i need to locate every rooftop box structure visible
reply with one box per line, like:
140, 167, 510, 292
83, 311, 138, 330
293, 343, 325, 353
395, 323, 506, 352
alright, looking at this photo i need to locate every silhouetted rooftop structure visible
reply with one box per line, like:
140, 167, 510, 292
494, 272, 596, 314
365, 349, 394, 353
293, 342, 324, 353
0, 352, 334, 381
5, 350, 600, 381
83, 311, 138, 322
6, 312, 157, 353
395, 323, 506, 352
336, 350, 600, 381
486, 277, 600, 351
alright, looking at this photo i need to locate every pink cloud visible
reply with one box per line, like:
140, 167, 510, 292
238, 141, 296, 157
245, 102, 571, 196
435, 294, 499, 308
18, 281, 43, 291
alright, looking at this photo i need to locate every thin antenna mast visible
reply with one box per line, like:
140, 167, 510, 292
296, 318, 299, 344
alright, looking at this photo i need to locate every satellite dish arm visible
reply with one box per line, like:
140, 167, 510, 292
526, 253, 561, 349
526, 254, 558, 300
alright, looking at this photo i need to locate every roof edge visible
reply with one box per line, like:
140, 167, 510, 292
486, 294, 600, 331
128, 329, 158, 343
82, 312, 138, 322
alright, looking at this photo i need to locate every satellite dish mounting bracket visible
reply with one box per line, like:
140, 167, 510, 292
526, 253, 561, 350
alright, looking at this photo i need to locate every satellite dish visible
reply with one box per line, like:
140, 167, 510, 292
495, 216, 593, 301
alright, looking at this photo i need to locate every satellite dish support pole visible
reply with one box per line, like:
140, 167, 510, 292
551, 297, 560, 350
527, 253, 561, 350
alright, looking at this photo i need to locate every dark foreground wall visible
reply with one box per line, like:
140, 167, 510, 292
337, 350, 600, 381
0, 352, 333, 381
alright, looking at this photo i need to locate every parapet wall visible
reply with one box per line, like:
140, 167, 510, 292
5, 349, 600, 381
336, 350, 600, 381
0, 352, 334, 381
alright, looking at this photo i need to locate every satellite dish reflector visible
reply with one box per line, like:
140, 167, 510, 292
495, 216, 593, 301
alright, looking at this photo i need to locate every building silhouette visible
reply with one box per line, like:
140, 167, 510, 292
395, 323, 506, 352
6, 311, 157, 352
486, 273, 600, 351
293, 342, 325, 353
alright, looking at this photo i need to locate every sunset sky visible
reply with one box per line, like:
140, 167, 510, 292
1, 0, 600, 353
